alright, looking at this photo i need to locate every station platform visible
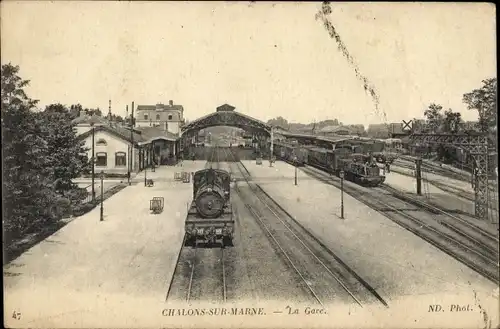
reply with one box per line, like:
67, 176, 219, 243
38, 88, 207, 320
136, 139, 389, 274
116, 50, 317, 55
385, 169, 499, 226
240, 160, 498, 311
3, 162, 207, 327
390, 163, 475, 194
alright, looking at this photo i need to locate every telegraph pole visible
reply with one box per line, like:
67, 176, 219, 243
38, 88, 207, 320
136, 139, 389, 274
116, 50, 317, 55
129, 102, 135, 185
340, 170, 345, 219
100, 171, 104, 221
91, 122, 96, 203
415, 157, 422, 196
270, 126, 274, 167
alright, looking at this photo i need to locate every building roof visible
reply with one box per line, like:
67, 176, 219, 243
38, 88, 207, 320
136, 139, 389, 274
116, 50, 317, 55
135, 126, 178, 143
316, 135, 355, 143
72, 114, 109, 126
318, 125, 351, 133
181, 107, 270, 134
76, 123, 178, 146
136, 103, 184, 112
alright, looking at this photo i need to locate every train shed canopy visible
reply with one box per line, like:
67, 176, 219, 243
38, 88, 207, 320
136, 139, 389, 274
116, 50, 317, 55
280, 131, 355, 148
181, 104, 271, 136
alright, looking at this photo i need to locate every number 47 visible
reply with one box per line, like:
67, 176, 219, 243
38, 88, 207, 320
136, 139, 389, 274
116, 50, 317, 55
12, 311, 21, 320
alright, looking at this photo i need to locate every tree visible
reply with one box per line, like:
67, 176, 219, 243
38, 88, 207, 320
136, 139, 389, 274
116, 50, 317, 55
40, 104, 90, 199
424, 103, 444, 133
84, 108, 102, 116
463, 78, 497, 133
442, 109, 462, 133
110, 114, 123, 122
2, 64, 56, 243
267, 116, 289, 129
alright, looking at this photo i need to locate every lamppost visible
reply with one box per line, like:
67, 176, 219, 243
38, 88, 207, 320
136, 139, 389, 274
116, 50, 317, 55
91, 123, 96, 203
293, 154, 298, 186
270, 126, 274, 167
100, 171, 104, 221
339, 170, 345, 219
144, 160, 148, 187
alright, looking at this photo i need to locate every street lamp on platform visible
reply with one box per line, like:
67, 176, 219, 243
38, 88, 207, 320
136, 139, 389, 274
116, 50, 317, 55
339, 170, 345, 219
293, 155, 298, 186
100, 171, 104, 221
269, 127, 274, 167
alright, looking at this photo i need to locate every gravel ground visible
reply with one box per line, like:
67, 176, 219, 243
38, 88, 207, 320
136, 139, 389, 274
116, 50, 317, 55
384, 170, 499, 227
166, 173, 313, 305
240, 161, 498, 310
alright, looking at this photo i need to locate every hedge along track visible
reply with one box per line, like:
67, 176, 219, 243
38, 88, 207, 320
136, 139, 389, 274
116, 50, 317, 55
301, 164, 499, 284
225, 148, 389, 308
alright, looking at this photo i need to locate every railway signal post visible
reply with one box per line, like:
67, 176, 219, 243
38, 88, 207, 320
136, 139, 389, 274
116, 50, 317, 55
100, 171, 104, 221
339, 170, 345, 219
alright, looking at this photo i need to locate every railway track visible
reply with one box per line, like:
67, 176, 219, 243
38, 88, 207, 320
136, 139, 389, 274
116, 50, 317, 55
394, 160, 498, 194
300, 164, 499, 284
166, 146, 229, 303
225, 148, 388, 308
166, 240, 228, 303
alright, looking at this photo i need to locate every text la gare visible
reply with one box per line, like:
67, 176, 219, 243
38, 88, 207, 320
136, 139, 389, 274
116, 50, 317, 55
285, 306, 327, 315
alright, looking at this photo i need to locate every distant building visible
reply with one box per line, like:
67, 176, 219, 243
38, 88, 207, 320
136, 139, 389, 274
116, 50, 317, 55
317, 125, 352, 136
135, 100, 185, 136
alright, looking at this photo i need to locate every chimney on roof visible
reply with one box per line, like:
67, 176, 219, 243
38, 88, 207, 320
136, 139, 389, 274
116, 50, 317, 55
108, 99, 112, 123
169, 100, 173, 106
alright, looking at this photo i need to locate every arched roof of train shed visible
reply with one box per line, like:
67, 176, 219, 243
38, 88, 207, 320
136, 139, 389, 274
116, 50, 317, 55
181, 104, 271, 136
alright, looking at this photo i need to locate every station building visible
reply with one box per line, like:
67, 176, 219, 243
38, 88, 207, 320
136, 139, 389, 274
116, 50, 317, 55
73, 113, 179, 177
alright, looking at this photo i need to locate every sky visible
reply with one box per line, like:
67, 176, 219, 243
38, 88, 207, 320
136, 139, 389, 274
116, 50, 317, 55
1, 2, 496, 127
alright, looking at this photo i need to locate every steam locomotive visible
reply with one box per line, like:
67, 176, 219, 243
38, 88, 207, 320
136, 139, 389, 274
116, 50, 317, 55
307, 147, 386, 187
184, 168, 234, 247
268, 140, 386, 187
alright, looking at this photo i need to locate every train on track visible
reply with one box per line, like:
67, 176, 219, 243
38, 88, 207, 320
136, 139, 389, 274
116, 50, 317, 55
307, 147, 386, 187
269, 141, 386, 187
271, 141, 308, 166
184, 168, 234, 247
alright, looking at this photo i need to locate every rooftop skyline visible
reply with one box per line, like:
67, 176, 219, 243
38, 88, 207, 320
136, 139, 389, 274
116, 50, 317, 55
1, 2, 496, 126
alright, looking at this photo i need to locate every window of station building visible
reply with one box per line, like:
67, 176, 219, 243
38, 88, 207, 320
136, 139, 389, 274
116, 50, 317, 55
168, 114, 173, 120
115, 152, 126, 167
156, 114, 160, 120
96, 152, 107, 167
96, 138, 107, 146
144, 114, 149, 120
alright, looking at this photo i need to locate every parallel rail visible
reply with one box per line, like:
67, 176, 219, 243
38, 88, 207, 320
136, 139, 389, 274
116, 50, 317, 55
226, 148, 388, 308
185, 243, 227, 303
301, 164, 499, 284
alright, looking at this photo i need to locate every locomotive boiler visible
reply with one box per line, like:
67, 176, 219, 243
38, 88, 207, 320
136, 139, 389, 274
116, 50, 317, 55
307, 147, 386, 187
184, 168, 234, 247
